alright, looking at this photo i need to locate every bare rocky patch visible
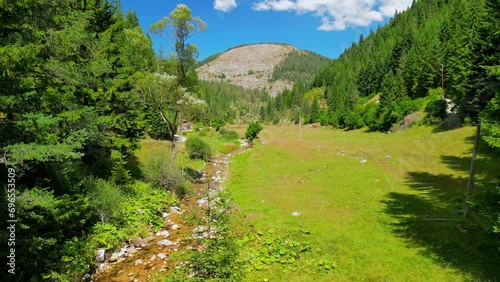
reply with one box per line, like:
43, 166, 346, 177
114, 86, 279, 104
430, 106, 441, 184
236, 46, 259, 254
196, 44, 301, 96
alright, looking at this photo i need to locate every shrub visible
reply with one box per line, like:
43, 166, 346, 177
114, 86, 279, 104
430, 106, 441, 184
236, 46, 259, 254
219, 128, 239, 140
245, 122, 263, 142
141, 149, 190, 197
344, 111, 365, 130
186, 136, 212, 161
212, 118, 225, 131
86, 178, 125, 223
425, 99, 447, 123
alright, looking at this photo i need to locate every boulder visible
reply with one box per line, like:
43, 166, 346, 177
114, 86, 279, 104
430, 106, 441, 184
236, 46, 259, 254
96, 248, 105, 263
155, 230, 170, 237
157, 239, 173, 247
132, 238, 148, 248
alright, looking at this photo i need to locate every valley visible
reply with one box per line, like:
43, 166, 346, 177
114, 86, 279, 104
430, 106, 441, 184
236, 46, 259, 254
2, 0, 500, 281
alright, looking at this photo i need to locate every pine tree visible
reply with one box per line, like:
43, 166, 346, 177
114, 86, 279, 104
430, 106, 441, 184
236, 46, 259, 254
309, 96, 320, 123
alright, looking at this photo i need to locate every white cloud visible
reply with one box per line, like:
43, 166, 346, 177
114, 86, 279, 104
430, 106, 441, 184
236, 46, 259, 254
252, 0, 413, 31
214, 0, 237, 12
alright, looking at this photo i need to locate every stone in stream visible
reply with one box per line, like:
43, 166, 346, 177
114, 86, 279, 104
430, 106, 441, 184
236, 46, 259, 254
197, 198, 208, 206
170, 206, 182, 214
150, 255, 157, 261
117, 246, 128, 257
162, 212, 169, 218
98, 263, 110, 273
132, 238, 148, 248
96, 248, 105, 263
109, 253, 119, 262
157, 253, 168, 260
155, 230, 170, 237
157, 239, 174, 247
127, 246, 138, 254
134, 259, 143, 265
171, 224, 180, 230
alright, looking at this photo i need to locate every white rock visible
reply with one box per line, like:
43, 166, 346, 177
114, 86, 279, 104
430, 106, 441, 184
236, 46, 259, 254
157, 239, 173, 247
291, 211, 301, 216
162, 212, 169, 218
171, 224, 180, 230
134, 259, 143, 265
117, 246, 128, 257
157, 253, 168, 260
150, 255, 157, 261
96, 248, 106, 263
155, 230, 170, 237
170, 206, 182, 214
197, 198, 208, 206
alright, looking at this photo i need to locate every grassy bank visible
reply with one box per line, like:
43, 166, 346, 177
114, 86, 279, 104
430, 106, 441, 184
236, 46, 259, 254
228, 125, 500, 281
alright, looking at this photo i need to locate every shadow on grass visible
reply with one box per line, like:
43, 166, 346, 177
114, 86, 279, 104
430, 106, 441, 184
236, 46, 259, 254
382, 140, 500, 280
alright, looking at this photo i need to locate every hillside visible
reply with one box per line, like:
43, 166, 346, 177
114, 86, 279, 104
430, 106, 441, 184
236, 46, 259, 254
196, 43, 330, 96
312, 0, 500, 134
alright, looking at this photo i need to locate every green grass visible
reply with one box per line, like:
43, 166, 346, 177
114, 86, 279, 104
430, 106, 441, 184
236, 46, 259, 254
227, 125, 500, 281
183, 129, 241, 156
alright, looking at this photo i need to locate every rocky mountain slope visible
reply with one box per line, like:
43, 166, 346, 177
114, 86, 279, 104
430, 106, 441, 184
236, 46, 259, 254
196, 43, 329, 96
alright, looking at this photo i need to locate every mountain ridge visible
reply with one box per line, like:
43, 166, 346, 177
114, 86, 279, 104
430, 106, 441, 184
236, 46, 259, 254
196, 43, 330, 96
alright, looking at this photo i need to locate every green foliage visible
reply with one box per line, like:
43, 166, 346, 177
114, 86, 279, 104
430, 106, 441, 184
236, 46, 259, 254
481, 95, 500, 149
425, 99, 447, 123
219, 128, 240, 140
149, 4, 206, 88
245, 231, 312, 271
141, 147, 190, 196
246, 122, 264, 142
176, 190, 244, 280
311, 0, 498, 131
186, 136, 213, 160
270, 50, 330, 83
211, 118, 225, 131
86, 178, 125, 223
198, 80, 270, 124
343, 110, 365, 130
195, 52, 221, 68
309, 96, 320, 123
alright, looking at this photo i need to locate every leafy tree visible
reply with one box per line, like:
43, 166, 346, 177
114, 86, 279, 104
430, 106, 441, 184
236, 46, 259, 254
150, 4, 207, 88
245, 122, 264, 142
186, 136, 212, 160
212, 118, 225, 131
135, 72, 207, 162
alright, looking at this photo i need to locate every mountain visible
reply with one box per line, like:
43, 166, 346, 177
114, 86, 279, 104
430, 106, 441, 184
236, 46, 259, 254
196, 43, 330, 96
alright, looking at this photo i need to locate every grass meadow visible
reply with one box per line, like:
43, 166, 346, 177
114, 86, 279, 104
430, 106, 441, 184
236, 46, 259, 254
227, 125, 500, 281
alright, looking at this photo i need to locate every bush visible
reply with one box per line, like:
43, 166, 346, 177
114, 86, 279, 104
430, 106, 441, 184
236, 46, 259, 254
86, 178, 124, 223
141, 149, 190, 197
245, 122, 263, 142
219, 128, 239, 140
425, 99, 447, 123
212, 118, 225, 131
344, 111, 365, 130
186, 136, 212, 161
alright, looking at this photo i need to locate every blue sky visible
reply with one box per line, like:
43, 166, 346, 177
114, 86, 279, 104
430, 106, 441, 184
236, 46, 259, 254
120, 0, 412, 60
